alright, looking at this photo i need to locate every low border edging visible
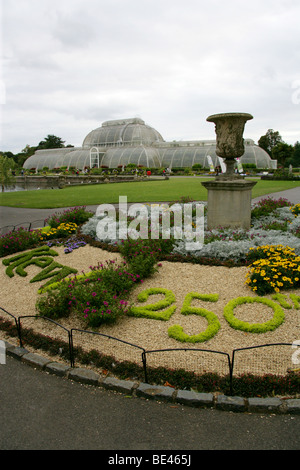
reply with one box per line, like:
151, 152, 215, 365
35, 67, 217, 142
4, 341, 300, 415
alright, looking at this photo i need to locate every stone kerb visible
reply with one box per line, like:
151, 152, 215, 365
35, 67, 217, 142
4, 341, 300, 415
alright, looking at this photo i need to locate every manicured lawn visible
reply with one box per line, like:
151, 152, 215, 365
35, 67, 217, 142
0, 177, 299, 208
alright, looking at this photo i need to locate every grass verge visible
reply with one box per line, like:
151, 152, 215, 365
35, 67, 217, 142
0, 177, 299, 209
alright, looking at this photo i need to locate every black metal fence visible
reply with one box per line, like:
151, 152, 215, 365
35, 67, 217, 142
0, 307, 297, 396
0, 220, 47, 236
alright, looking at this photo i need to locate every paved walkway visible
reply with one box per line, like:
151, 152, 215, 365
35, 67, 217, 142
0, 355, 299, 450
251, 187, 300, 204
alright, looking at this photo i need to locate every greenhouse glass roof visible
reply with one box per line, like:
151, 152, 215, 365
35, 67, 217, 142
23, 117, 276, 170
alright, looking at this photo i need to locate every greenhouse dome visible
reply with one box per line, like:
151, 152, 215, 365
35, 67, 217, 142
82, 117, 164, 148
23, 117, 276, 171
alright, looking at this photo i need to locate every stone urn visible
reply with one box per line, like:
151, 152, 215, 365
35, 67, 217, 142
206, 112, 253, 179
202, 112, 256, 230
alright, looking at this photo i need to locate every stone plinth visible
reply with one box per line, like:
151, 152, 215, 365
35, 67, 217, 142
202, 179, 256, 230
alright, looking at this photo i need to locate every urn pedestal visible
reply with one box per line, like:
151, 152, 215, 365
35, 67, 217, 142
202, 112, 256, 230
202, 179, 256, 230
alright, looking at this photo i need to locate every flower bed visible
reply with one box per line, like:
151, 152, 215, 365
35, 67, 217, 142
0, 198, 300, 397
245, 245, 300, 295
36, 259, 138, 328
80, 197, 300, 262
80, 197, 300, 294
0, 227, 41, 257
45, 206, 94, 228
39, 222, 78, 241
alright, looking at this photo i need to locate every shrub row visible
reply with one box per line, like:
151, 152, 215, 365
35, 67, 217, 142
45, 206, 94, 228
0, 316, 299, 398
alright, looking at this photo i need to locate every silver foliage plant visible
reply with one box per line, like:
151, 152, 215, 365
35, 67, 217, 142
173, 206, 300, 260
81, 204, 300, 261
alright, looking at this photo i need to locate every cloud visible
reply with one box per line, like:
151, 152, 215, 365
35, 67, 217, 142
1, 0, 300, 153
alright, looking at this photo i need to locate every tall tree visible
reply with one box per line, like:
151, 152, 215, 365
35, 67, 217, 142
38, 135, 65, 149
0, 156, 16, 192
258, 129, 283, 156
286, 141, 300, 167
271, 142, 294, 167
14, 145, 37, 167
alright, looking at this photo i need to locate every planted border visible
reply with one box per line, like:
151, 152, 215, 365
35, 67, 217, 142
1, 200, 300, 397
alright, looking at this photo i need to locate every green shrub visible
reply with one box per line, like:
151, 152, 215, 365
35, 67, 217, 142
192, 164, 203, 171
45, 206, 93, 228
231, 372, 300, 398
90, 259, 139, 294
36, 260, 139, 328
119, 239, 160, 278
251, 197, 292, 219
36, 281, 71, 319
261, 220, 289, 231
0, 227, 41, 257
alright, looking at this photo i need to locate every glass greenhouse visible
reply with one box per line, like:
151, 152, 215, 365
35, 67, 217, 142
23, 117, 276, 171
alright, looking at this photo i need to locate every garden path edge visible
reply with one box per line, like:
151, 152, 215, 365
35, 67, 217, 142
3, 339, 300, 416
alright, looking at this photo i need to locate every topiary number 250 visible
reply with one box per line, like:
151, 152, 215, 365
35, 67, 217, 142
130, 288, 220, 343
130, 288, 288, 344
168, 292, 220, 343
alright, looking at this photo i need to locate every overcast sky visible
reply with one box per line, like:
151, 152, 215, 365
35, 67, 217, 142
1, 0, 299, 153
